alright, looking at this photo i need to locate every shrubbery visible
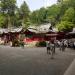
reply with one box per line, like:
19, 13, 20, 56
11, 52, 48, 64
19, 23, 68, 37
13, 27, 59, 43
36, 41, 46, 47
12, 39, 19, 47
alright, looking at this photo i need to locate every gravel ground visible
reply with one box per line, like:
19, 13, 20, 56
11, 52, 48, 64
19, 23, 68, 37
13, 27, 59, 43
0, 46, 75, 75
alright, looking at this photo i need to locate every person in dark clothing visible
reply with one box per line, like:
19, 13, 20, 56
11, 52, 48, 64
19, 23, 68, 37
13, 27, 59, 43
50, 38, 56, 59
50, 39, 56, 54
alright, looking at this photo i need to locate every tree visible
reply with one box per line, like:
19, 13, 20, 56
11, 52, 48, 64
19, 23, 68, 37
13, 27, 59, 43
67, 0, 75, 8
62, 7, 75, 22
56, 21, 74, 32
0, 14, 6, 27
13, 7, 22, 27
19, 1, 30, 27
47, 4, 61, 26
30, 10, 39, 24
30, 7, 48, 25
0, 0, 16, 28
0, 0, 16, 15
37, 7, 47, 24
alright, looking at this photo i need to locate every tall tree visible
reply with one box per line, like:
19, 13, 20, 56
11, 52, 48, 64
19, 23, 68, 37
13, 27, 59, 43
30, 10, 39, 24
38, 7, 47, 24
19, 1, 30, 28
47, 4, 61, 26
30, 8, 47, 25
0, 0, 16, 28
0, 13, 7, 28
62, 7, 75, 22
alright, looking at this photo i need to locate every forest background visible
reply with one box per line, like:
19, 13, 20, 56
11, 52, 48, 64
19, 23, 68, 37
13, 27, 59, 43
0, 0, 75, 32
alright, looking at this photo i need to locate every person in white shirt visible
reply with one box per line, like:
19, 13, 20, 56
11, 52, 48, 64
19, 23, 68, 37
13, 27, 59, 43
46, 41, 51, 54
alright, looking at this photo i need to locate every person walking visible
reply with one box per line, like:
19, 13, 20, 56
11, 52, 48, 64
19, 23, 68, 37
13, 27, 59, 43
46, 41, 51, 54
60, 39, 66, 52
50, 39, 56, 59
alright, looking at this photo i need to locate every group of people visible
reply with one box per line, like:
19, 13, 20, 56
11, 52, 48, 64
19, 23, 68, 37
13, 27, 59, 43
46, 39, 68, 58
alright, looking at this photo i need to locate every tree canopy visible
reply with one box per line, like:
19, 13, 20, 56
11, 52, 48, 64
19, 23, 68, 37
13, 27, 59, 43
0, 0, 75, 32
56, 21, 74, 32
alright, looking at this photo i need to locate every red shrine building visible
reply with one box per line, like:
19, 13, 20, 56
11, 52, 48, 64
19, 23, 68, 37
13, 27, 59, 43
0, 23, 66, 45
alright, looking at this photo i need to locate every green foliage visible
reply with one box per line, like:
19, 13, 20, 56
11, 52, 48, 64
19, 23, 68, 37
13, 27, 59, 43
13, 8, 22, 27
23, 18, 31, 29
19, 1, 30, 19
0, 0, 16, 15
36, 41, 46, 47
0, 0, 75, 32
55, 0, 75, 32
37, 8, 47, 24
57, 21, 74, 32
12, 39, 19, 47
0, 0, 30, 28
29, 3, 64, 26
0, 14, 8, 28
19, 1, 30, 28
47, 5, 61, 18
67, 0, 75, 8
46, 4, 61, 26
30, 7, 47, 24
0, 14, 5, 27
62, 7, 75, 22
30, 10, 39, 24
0, 0, 16, 28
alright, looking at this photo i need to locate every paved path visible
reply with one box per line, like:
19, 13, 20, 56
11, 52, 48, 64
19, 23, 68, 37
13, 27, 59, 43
0, 46, 75, 75
64, 59, 75, 75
